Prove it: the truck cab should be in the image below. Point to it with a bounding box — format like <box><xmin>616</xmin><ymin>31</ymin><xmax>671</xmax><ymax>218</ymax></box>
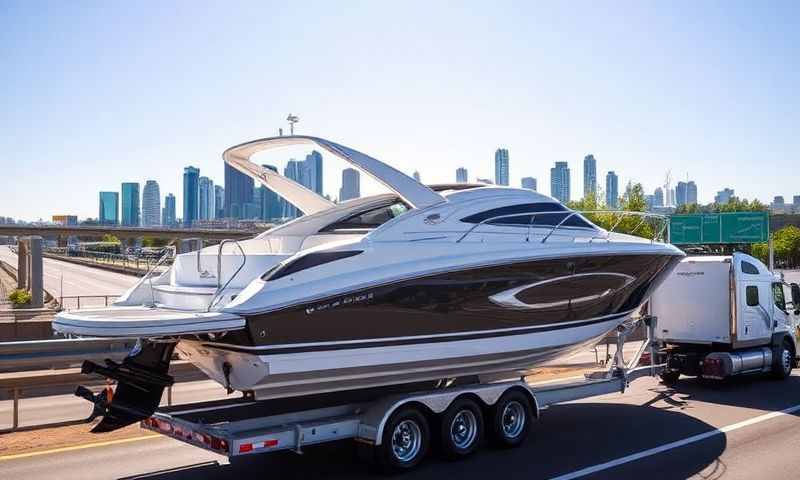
<box><xmin>651</xmin><ymin>253</ymin><xmax>800</xmax><ymax>384</ymax></box>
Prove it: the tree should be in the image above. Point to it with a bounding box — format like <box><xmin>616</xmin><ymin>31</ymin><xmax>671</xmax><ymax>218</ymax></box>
<box><xmin>751</xmin><ymin>226</ymin><xmax>800</xmax><ymax>268</ymax></box>
<box><xmin>101</xmin><ymin>233</ymin><xmax>120</xmax><ymax>244</ymax></box>
<box><xmin>571</xmin><ymin>183</ymin><xmax>661</xmax><ymax>241</ymax></box>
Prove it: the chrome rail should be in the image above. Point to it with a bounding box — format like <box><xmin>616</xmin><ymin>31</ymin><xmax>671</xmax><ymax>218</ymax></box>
<box><xmin>207</xmin><ymin>239</ymin><xmax>247</xmax><ymax>312</ymax></box>
<box><xmin>124</xmin><ymin>246</ymin><xmax>175</xmax><ymax>307</ymax></box>
<box><xmin>456</xmin><ymin>209</ymin><xmax>669</xmax><ymax>244</ymax></box>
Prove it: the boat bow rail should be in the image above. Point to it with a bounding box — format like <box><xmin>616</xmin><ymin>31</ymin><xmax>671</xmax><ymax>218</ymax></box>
<box><xmin>456</xmin><ymin>209</ymin><xmax>669</xmax><ymax>244</ymax></box>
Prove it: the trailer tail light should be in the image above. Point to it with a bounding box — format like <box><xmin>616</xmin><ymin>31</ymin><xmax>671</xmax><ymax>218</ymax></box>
<box><xmin>238</xmin><ymin>439</ymin><xmax>279</xmax><ymax>454</ymax></box>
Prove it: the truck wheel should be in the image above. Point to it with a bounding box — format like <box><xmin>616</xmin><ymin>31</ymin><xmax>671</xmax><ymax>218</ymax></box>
<box><xmin>490</xmin><ymin>390</ymin><xmax>532</xmax><ymax>448</ymax></box>
<box><xmin>440</xmin><ymin>398</ymin><xmax>483</xmax><ymax>460</ymax></box>
<box><xmin>771</xmin><ymin>340</ymin><xmax>794</xmax><ymax>380</ymax></box>
<box><xmin>660</xmin><ymin>370</ymin><xmax>680</xmax><ymax>386</ymax></box>
<box><xmin>376</xmin><ymin>405</ymin><xmax>430</xmax><ymax>473</ymax></box>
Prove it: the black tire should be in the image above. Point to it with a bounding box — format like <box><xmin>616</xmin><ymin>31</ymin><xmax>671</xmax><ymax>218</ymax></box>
<box><xmin>771</xmin><ymin>340</ymin><xmax>794</xmax><ymax>380</ymax></box>
<box><xmin>660</xmin><ymin>370</ymin><xmax>681</xmax><ymax>386</ymax></box>
<box><xmin>376</xmin><ymin>405</ymin><xmax>430</xmax><ymax>473</ymax></box>
<box><xmin>489</xmin><ymin>390</ymin><xmax>533</xmax><ymax>448</ymax></box>
<box><xmin>440</xmin><ymin>398</ymin><xmax>484</xmax><ymax>460</ymax></box>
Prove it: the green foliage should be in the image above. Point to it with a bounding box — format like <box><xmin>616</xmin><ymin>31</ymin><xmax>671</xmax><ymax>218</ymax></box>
<box><xmin>675</xmin><ymin>198</ymin><xmax>769</xmax><ymax>214</ymax></box>
<box><xmin>101</xmin><ymin>234</ymin><xmax>121</xmax><ymax>244</ymax></box>
<box><xmin>141</xmin><ymin>237</ymin><xmax>170</xmax><ymax>248</ymax></box>
<box><xmin>8</xmin><ymin>289</ymin><xmax>32</xmax><ymax>305</ymax></box>
<box><xmin>752</xmin><ymin>225</ymin><xmax>800</xmax><ymax>267</ymax></box>
<box><xmin>570</xmin><ymin>183</ymin><xmax>663</xmax><ymax>241</ymax></box>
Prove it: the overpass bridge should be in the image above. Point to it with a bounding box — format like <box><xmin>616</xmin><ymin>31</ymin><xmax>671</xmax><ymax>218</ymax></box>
<box><xmin>0</xmin><ymin>224</ymin><xmax>261</xmax><ymax>243</ymax></box>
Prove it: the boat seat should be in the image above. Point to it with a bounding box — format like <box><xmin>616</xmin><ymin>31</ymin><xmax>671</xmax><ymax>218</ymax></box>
<box><xmin>54</xmin><ymin>306</ymin><xmax>245</xmax><ymax>337</ymax></box>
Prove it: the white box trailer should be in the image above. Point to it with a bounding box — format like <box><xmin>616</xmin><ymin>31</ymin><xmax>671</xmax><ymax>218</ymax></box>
<box><xmin>651</xmin><ymin>253</ymin><xmax>800</xmax><ymax>383</ymax></box>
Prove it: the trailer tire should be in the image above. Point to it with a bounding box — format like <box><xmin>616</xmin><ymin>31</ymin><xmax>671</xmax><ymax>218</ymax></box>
<box><xmin>489</xmin><ymin>390</ymin><xmax>532</xmax><ymax>448</ymax></box>
<box><xmin>771</xmin><ymin>340</ymin><xmax>793</xmax><ymax>380</ymax></box>
<box><xmin>376</xmin><ymin>405</ymin><xmax>430</xmax><ymax>473</ymax></box>
<box><xmin>440</xmin><ymin>398</ymin><xmax>484</xmax><ymax>460</ymax></box>
<box><xmin>660</xmin><ymin>370</ymin><xmax>680</xmax><ymax>386</ymax></box>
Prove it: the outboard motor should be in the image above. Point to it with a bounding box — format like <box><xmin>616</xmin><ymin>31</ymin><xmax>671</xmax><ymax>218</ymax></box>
<box><xmin>75</xmin><ymin>340</ymin><xmax>176</xmax><ymax>433</ymax></box>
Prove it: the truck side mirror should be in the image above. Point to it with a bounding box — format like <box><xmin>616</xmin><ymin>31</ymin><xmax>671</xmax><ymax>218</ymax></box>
<box><xmin>792</xmin><ymin>283</ymin><xmax>800</xmax><ymax>315</ymax></box>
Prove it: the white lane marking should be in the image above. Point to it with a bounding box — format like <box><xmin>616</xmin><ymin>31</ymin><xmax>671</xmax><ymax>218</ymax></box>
<box><xmin>549</xmin><ymin>403</ymin><xmax>800</xmax><ymax>480</ymax></box>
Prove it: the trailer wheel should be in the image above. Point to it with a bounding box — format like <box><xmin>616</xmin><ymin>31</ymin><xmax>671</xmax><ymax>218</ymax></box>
<box><xmin>490</xmin><ymin>390</ymin><xmax>532</xmax><ymax>448</ymax></box>
<box><xmin>376</xmin><ymin>405</ymin><xmax>430</xmax><ymax>473</ymax></box>
<box><xmin>660</xmin><ymin>370</ymin><xmax>680</xmax><ymax>386</ymax></box>
<box><xmin>771</xmin><ymin>340</ymin><xmax>793</xmax><ymax>380</ymax></box>
<box><xmin>440</xmin><ymin>398</ymin><xmax>483</xmax><ymax>460</ymax></box>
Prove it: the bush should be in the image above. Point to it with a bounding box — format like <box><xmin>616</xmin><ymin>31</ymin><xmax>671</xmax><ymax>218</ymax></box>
<box><xmin>8</xmin><ymin>289</ymin><xmax>32</xmax><ymax>305</ymax></box>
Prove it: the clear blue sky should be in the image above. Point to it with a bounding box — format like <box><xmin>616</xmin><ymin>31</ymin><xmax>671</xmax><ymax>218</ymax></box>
<box><xmin>1</xmin><ymin>1</ymin><xmax>798</xmax><ymax>221</ymax></box>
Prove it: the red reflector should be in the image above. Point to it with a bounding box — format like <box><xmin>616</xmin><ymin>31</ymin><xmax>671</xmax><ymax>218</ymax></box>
<box><xmin>239</xmin><ymin>443</ymin><xmax>253</xmax><ymax>453</ymax></box>
<box><xmin>264</xmin><ymin>439</ymin><xmax>279</xmax><ymax>448</ymax></box>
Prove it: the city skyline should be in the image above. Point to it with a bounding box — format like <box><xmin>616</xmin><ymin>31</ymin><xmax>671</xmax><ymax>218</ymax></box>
<box><xmin>2</xmin><ymin>3</ymin><xmax>798</xmax><ymax>220</ymax></box>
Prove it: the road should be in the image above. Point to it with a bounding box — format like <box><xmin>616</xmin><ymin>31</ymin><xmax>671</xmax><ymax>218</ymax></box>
<box><xmin>0</xmin><ymin>246</ymin><xmax>137</xmax><ymax>306</ymax></box>
<box><xmin>3</xmin><ymin>373</ymin><xmax>800</xmax><ymax>479</ymax></box>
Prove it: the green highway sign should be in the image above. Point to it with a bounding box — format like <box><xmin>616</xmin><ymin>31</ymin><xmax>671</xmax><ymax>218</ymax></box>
<box><xmin>669</xmin><ymin>212</ymin><xmax>769</xmax><ymax>244</ymax></box>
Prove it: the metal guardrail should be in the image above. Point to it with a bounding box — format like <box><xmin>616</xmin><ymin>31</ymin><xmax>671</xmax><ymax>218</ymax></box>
<box><xmin>0</xmin><ymin>339</ymin><xmax>205</xmax><ymax>433</ymax></box>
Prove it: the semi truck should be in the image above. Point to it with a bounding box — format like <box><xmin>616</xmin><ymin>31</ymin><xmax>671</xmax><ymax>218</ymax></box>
<box><xmin>651</xmin><ymin>253</ymin><xmax>800</xmax><ymax>384</ymax></box>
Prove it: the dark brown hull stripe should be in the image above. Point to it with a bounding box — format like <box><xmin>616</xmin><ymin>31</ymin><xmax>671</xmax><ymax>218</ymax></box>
<box><xmin>202</xmin><ymin>311</ymin><xmax>630</xmax><ymax>355</ymax></box>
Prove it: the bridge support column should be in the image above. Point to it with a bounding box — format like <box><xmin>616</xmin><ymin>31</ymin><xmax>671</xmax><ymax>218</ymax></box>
<box><xmin>28</xmin><ymin>236</ymin><xmax>43</xmax><ymax>308</ymax></box>
<box><xmin>16</xmin><ymin>240</ymin><xmax>28</xmax><ymax>290</ymax></box>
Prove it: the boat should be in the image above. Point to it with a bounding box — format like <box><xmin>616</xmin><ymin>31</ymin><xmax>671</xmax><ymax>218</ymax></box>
<box><xmin>53</xmin><ymin>135</ymin><xmax>684</xmax><ymax>432</ymax></box>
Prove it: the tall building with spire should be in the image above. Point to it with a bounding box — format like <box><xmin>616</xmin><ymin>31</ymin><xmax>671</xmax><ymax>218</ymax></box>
<box><xmin>141</xmin><ymin>180</ymin><xmax>161</xmax><ymax>226</ymax></box>
<box><xmin>494</xmin><ymin>148</ymin><xmax>509</xmax><ymax>186</ymax></box>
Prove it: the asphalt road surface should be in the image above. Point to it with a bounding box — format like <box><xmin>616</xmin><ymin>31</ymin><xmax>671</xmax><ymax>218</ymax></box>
<box><xmin>0</xmin><ymin>245</ymin><xmax>137</xmax><ymax>305</ymax></box>
<box><xmin>3</xmin><ymin>373</ymin><xmax>800</xmax><ymax>480</ymax></box>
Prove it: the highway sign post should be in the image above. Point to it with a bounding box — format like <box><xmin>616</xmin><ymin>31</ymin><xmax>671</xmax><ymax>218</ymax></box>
<box><xmin>669</xmin><ymin>212</ymin><xmax>769</xmax><ymax>245</ymax></box>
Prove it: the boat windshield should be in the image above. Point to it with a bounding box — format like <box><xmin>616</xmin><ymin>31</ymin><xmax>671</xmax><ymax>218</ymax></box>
<box><xmin>320</xmin><ymin>201</ymin><xmax>409</xmax><ymax>232</ymax></box>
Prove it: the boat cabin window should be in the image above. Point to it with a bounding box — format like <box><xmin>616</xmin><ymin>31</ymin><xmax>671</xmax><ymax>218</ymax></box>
<box><xmin>741</xmin><ymin>261</ymin><xmax>760</xmax><ymax>275</ymax></box>
<box><xmin>460</xmin><ymin>203</ymin><xmax>594</xmax><ymax>229</ymax></box>
<box><xmin>320</xmin><ymin>202</ymin><xmax>409</xmax><ymax>233</ymax></box>
<box><xmin>773</xmin><ymin>283</ymin><xmax>787</xmax><ymax>311</ymax></box>
<box><xmin>746</xmin><ymin>286</ymin><xmax>759</xmax><ymax>306</ymax></box>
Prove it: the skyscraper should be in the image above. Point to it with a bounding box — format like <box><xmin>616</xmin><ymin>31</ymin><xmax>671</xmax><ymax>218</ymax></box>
<box><xmin>259</xmin><ymin>165</ymin><xmax>283</xmax><ymax>221</ymax></box>
<box><xmin>162</xmin><ymin>193</ymin><xmax>176</xmax><ymax>227</ymax></box>
<box><xmin>494</xmin><ymin>149</ymin><xmax>509</xmax><ymax>186</ymax></box>
<box><xmin>653</xmin><ymin>187</ymin><xmax>664</xmax><ymax>207</ymax></box>
<box><xmin>521</xmin><ymin>177</ymin><xmax>537</xmax><ymax>191</ymax></box>
<box><xmin>550</xmin><ymin>162</ymin><xmax>570</xmax><ymax>204</ymax></box>
<box><xmin>606</xmin><ymin>171</ymin><xmax>619</xmax><ymax>209</ymax></box>
<box><xmin>121</xmin><ymin>182</ymin><xmax>140</xmax><ymax>226</ymax></box>
<box><xmin>183</xmin><ymin>166</ymin><xmax>200</xmax><ymax>227</ymax></box>
<box><xmin>283</xmin><ymin>159</ymin><xmax>304</xmax><ymax>219</ymax></box>
<box><xmin>675</xmin><ymin>181</ymin><xmax>688</xmax><ymax>207</ymax></box>
<box><xmin>583</xmin><ymin>154</ymin><xmax>597</xmax><ymax>199</ymax></box>
<box><xmin>456</xmin><ymin>167</ymin><xmax>468</xmax><ymax>183</ymax></box>
<box><xmin>686</xmin><ymin>181</ymin><xmax>698</xmax><ymax>205</ymax></box>
<box><xmin>413</xmin><ymin>171</ymin><xmax>421</xmax><ymax>183</ymax></box>
<box><xmin>198</xmin><ymin>176</ymin><xmax>215</xmax><ymax>221</ymax></box>
<box><xmin>214</xmin><ymin>185</ymin><xmax>225</xmax><ymax>219</ymax></box>
<box><xmin>141</xmin><ymin>180</ymin><xmax>161</xmax><ymax>226</ymax></box>
<box><xmin>224</xmin><ymin>163</ymin><xmax>255</xmax><ymax>220</ymax></box>
<box><xmin>304</xmin><ymin>150</ymin><xmax>323</xmax><ymax>195</ymax></box>
<box><xmin>339</xmin><ymin>168</ymin><xmax>360</xmax><ymax>201</ymax></box>
<box><xmin>98</xmin><ymin>191</ymin><xmax>119</xmax><ymax>225</ymax></box>
<box><xmin>715</xmin><ymin>188</ymin><xmax>734</xmax><ymax>205</ymax></box>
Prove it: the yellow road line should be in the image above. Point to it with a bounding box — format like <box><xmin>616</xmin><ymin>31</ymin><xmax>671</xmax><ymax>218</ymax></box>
<box><xmin>0</xmin><ymin>434</ymin><xmax>160</xmax><ymax>461</ymax></box>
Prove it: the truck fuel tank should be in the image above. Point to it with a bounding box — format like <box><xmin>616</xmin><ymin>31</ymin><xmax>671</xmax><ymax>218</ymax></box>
<box><xmin>702</xmin><ymin>348</ymin><xmax>772</xmax><ymax>379</ymax></box>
